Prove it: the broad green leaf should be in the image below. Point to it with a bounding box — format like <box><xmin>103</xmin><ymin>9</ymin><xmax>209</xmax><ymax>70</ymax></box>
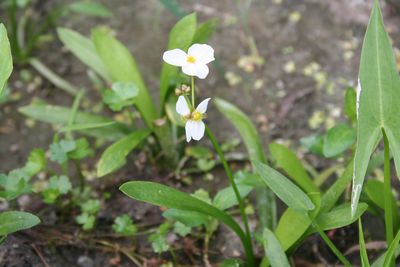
<box><xmin>215</xmin><ymin>98</ymin><xmax>275</xmax><ymax>229</ymax></box>
<box><xmin>344</xmin><ymin>87</ymin><xmax>357</xmax><ymax>122</ymax></box>
<box><xmin>192</xmin><ymin>19</ymin><xmax>218</xmax><ymax>44</ymax></box>
<box><xmin>253</xmin><ymin>161</ymin><xmax>315</xmax><ymax>213</ymax></box>
<box><xmin>383</xmin><ymin>228</ymin><xmax>400</xmax><ymax>266</ymax></box>
<box><xmin>275</xmin><ymin>208</ymin><xmax>311</xmax><ymax>251</ymax></box>
<box><xmin>19</xmin><ymin>102</ymin><xmax>130</xmax><ymax>140</ymax></box>
<box><xmin>359</xmin><ymin>220</ymin><xmax>371</xmax><ymax>267</ymax></box>
<box><xmin>160</xmin><ymin>13</ymin><xmax>197</xmax><ymax>107</ymax></box>
<box><xmin>68</xmin><ymin>1</ymin><xmax>113</xmax><ymax>17</ymax></box>
<box><xmin>0</xmin><ymin>24</ymin><xmax>13</xmax><ymax>95</ymax></box>
<box><xmin>352</xmin><ymin>0</ymin><xmax>400</xmax><ymax>217</ymax></box>
<box><xmin>213</xmin><ymin>184</ymin><xmax>253</xmax><ymax>211</ymax></box>
<box><xmin>308</xmin><ymin>203</ymin><xmax>368</xmax><ymax>233</ymax></box>
<box><xmin>92</xmin><ymin>28</ymin><xmax>157</xmax><ymax>127</ymax></box>
<box><xmin>269</xmin><ymin>143</ymin><xmax>318</xmax><ymax>193</ymax></box>
<box><xmin>323</xmin><ymin>124</ymin><xmax>356</xmax><ymax>158</ymax></box>
<box><xmin>97</xmin><ymin>129</ymin><xmax>150</xmax><ymax>177</ymax></box>
<box><xmin>57</xmin><ymin>28</ymin><xmax>110</xmax><ymax>81</ymax></box>
<box><xmin>262</xmin><ymin>228</ymin><xmax>291</xmax><ymax>267</ymax></box>
<box><xmin>163</xmin><ymin>209</ymin><xmax>209</xmax><ymax>227</ymax></box>
<box><xmin>59</xmin><ymin>122</ymin><xmax>116</xmax><ymax>133</ymax></box>
<box><xmin>120</xmin><ymin>181</ymin><xmax>249</xmax><ymax>249</ymax></box>
<box><xmin>0</xmin><ymin>211</ymin><xmax>40</xmax><ymax>236</ymax></box>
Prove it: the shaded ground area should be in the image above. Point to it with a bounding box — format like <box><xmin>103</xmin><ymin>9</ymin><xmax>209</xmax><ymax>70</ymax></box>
<box><xmin>1</xmin><ymin>0</ymin><xmax>400</xmax><ymax>266</ymax></box>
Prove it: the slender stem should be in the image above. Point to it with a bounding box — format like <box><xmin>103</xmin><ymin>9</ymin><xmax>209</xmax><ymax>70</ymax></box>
<box><xmin>205</xmin><ymin>126</ymin><xmax>254</xmax><ymax>265</ymax></box>
<box><xmin>383</xmin><ymin>129</ymin><xmax>394</xmax><ymax>257</ymax></box>
<box><xmin>191</xmin><ymin>76</ymin><xmax>195</xmax><ymax>108</ymax></box>
<box><xmin>312</xmin><ymin>220</ymin><xmax>351</xmax><ymax>267</ymax></box>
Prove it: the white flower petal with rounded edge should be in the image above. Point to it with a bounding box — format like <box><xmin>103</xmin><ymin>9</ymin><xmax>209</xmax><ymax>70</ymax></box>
<box><xmin>176</xmin><ymin>96</ymin><xmax>190</xmax><ymax>116</ymax></box>
<box><xmin>182</xmin><ymin>63</ymin><xmax>197</xmax><ymax>77</ymax></box>
<box><xmin>194</xmin><ymin>63</ymin><xmax>209</xmax><ymax>79</ymax></box>
<box><xmin>196</xmin><ymin>98</ymin><xmax>211</xmax><ymax>114</ymax></box>
<box><xmin>190</xmin><ymin>120</ymin><xmax>205</xmax><ymax>141</ymax></box>
<box><xmin>163</xmin><ymin>49</ymin><xmax>187</xmax><ymax>67</ymax></box>
<box><xmin>188</xmin><ymin>44</ymin><xmax>215</xmax><ymax>64</ymax></box>
<box><xmin>185</xmin><ymin>121</ymin><xmax>193</xmax><ymax>142</ymax></box>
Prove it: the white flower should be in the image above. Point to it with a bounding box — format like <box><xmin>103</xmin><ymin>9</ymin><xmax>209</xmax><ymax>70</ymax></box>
<box><xmin>163</xmin><ymin>44</ymin><xmax>215</xmax><ymax>79</ymax></box>
<box><xmin>176</xmin><ymin>96</ymin><xmax>211</xmax><ymax>142</ymax></box>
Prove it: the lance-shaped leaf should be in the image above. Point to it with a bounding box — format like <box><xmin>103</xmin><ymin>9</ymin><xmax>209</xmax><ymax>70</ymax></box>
<box><xmin>262</xmin><ymin>228</ymin><xmax>291</xmax><ymax>267</ymax></box>
<box><xmin>359</xmin><ymin>219</ymin><xmax>371</xmax><ymax>267</ymax></box>
<box><xmin>120</xmin><ymin>181</ymin><xmax>250</xmax><ymax>253</ymax></box>
<box><xmin>0</xmin><ymin>23</ymin><xmax>12</xmax><ymax>95</ymax></box>
<box><xmin>352</xmin><ymin>0</ymin><xmax>400</xmax><ymax>217</ymax></box>
<box><xmin>0</xmin><ymin>211</ymin><xmax>40</xmax><ymax>236</ymax></box>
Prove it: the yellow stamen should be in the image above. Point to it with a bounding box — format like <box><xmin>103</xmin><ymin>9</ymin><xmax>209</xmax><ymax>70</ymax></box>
<box><xmin>191</xmin><ymin>111</ymin><xmax>202</xmax><ymax>121</ymax></box>
<box><xmin>187</xmin><ymin>55</ymin><xmax>196</xmax><ymax>64</ymax></box>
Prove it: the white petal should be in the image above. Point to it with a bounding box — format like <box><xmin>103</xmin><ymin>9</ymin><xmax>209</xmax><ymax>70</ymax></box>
<box><xmin>176</xmin><ymin>96</ymin><xmax>190</xmax><ymax>116</ymax></box>
<box><xmin>163</xmin><ymin>49</ymin><xmax>187</xmax><ymax>67</ymax></box>
<box><xmin>185</xmin><ymin>121</ymin><xmax>193</xmax><ymax>142</ymax></box>
<box><xmin>182</xmin><ymin>63</ymin><xmax>197</xmax><ymax>76</ymax></box>
<box><xmin>194</xmin><ymin>63</ymin><xmax>209</xmax><ymax>79</ymax></box>
<box><xmin>190</xmin><ymin>121</ymin><xmax>205</xmax><ymax>141</ymax></box>
<box><xmin>188</xmin><ymin>44</ymin><xmax>215</xmax><ymax>64</ymax></box>
<box><xmin>196</xmin><ymin>98</ymin><xmax>211</xmax><ymax>114</ymax></box>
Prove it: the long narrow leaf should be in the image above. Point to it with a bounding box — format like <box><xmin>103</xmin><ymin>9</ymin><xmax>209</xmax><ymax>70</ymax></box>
<box><xmin>0</xmin><ymin>23</ymin><xmax>13</xmax><ymax>95</ymax></box>
<box><xmin>359</xmin><ymin>219</ymin><xmax>371</xmax><ymax>267</ymax></box>
<box><xmin>263</xmin><ymin>228</ymin><xmax>291</xmax><ymax>267</ymax></box>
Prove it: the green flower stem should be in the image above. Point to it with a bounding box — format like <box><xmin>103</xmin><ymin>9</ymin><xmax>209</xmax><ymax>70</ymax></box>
<box><xmin>191</xmin><ymin>76</ymin><xmax>195</xmax><ymax>108</ymax></box>
<box><xmin>312</xmin><ymin>221</ymin><xmax>351</xmax><ymax>267</ymax></box>
<box><xmin>205</xmin><ymin>126</ymin><xmax>255</xmax><ymax>266</ymax></box>
<box><xmin>383</xmin><ymin>129</ymin><xmax>394</xmax><ymax>265</ymax></box>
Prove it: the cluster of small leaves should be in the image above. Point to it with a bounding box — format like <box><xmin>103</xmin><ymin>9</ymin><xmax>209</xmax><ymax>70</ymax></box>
<box><xmin>76</xmin><ymin>199</ymin><xmax>101</xmax><ymax>230</ymax></box>
<box><xmin>148</xmin><ymin>222</ymin><xmax>172</xmax><ymax>253</ymax></box>
<box><xmin>42</xmin><ymin>175</ymin><xmax>72</xmax><ymax>204</ymax></box>
<box><xmin>102</xmin><ymin>82</ymin><xmax>138</xmax><ymax>111</ymax></box>
<box><xmin>112</xmin><ymin>214</ymin><xmax>137</xmax><ymax>236</ymax></box>
<box><xmin>50</xmin><ymin>138</ymin><xmax>93</xmax><ymax>164</ymax></box>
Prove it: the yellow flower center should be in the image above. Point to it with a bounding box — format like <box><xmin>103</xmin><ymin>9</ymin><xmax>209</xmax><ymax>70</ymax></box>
<box><xmin>191</xmin><ymin>111</ymin><xmax>202</xmax><ymax>121</ymax></box>
<box><xmin>187</xmin><ymin>55</ymin><xmax>196</xmax><ymax>64</ymax></box>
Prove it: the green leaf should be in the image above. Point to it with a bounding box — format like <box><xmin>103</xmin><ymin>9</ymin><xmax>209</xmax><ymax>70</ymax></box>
<box><xmin>57</xmin><ymin>28</ymin><xmax>110</xmax><ymax>80</ymax></box>
<box><xmin>23</xmin><ymin>148</ymin><xmax>46</xmax><ymax>176</ymax></box>
<box><xmin>102</xmin><ymin>81</ymin><xmax>138</xmax><ymax>111</ymax></box>
<box><xmin>160</xmin><ymin>13</ymin><xmax>197</xmax><ymax>107</ymax></box>
<box><xmin>19</xmin><ymin>102</ymin><xmax>130</xmax><ymax>141</ymax></box>
<box><xmin>192</xmin><ymin>19</ymin><xmax>218</xmax><ymax>44</ymax></box>
<box><xmin>262</xmin><ymin>228</ymin><xmax>291</xmax><ymax>267</ymax></box>
<box><xmin>215</xmin><ymin>98</ymin><xmax>275</xmax><ymax>229</ymax></box>
<box><xmin>81</xmin><ymin>199</ymin><xmax>101</xmax><ymax>214</ymax></box>
<box><xmin>42</xmin><ymin>175</ymin><xmax>72</xmax><ymax>203</ymax></box>
<box><xmin>92</xmin><ymin>27</ymin><xmax>157</xmax><ymax>128</ymax></box>
<box><xmin>323</xmin><ymin>124</ymin><xmax>356</xmax><ymax>158</ymax></box>
<box><xmin>0</xmin><ymin>24</ymin><xmax>13</xmax><ymax>96</ymax></box>
<box><xmin>173</xmin><ymin>221</ymin><xmax>191</xmax><ymax>237</ymax></box>
<box><xmin>269</xmin><ymin>143</ymin><xmax>318</xmax><ymax>193</ymax></box>
<box><xmin>344</xmin><ymin>87</ymin><xmax>357</xmax><ymax>122</ymax></box>
<box><xmin>359</xmin><ymin>219</ymin><xmax>371</xmax><ymax>267</ymax></box>
<box><xmin>112</xmin><ymin>214</ymin><xmax>137</xmax><ymax>236</ymax></box>
<box><xmin>300</xmin><ymin>134</ymin><xmax>324</xmax><ymax>156</ymax></box>
<box><xmin>120</xmin><ymin>181</ymin><xmax>249</xmax><ymax>247</ymax></box>
<box><xmin>68</xmin><ymin>1</ymin><xmax>113</xmax><ymax>17</ymax></box>
<box><xmin>163</xmin><ymin>209</ymin><xmax>209</xmax><ymax>227</ymax></box>
<box><xmin>97</xmin><ymin>129</ymin><xmax>151</xmax><ymax>177</ymax></box>
<box><xmin>383</xmin><ymin>227</ymin><xmax>400</xmax><ymax>266</ymax></box>
<box><xmin>59</xmin><ymin>122</ymin><xmax>116</xmax><ymax>133</ymax></box>
<box><xmin>185</xmin><ymin>146</ymin><xmax>213</xmax><ymax>159</ymax></box>
<box><xmin>76</xmin><ymin>213</ymin><xmax>96</xmax><ymax>230</ymax></box>
<box><xmin>309</xmin><ymin>203</ymin><xmax>368</xmax><ymax>233</ymax></box>
<box><xmin>0</xmin><ymin>170</ymin><xmax>31</xmax><ymax>200</ymax></box>
<box><xmin>352</xmin><ymin>0</ymin><xmax>400</xmax><ymax>217</ymax></box>
<box><xmin>0</xmin><ymin>211</ymin><xmax>40</xmax><ymax>236</ymax></box>
<box><xmin>50</xmin><ymin>139</ymin><xmax>76</xmax><ymax>164</ymax></box>
<box><xmin>253</xmin><ymin>161</ymin><xmax>315</xmax><ymax>213</ymax></box>
<box><xmin>68</xmin><ymin>138</ymin><xmax>94</xmax><ymax>160</ymax></box>
<box><xmin>213</xmin><ymin>184</ymin><xmax>253</xmax><ymax>211</ymax></box>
